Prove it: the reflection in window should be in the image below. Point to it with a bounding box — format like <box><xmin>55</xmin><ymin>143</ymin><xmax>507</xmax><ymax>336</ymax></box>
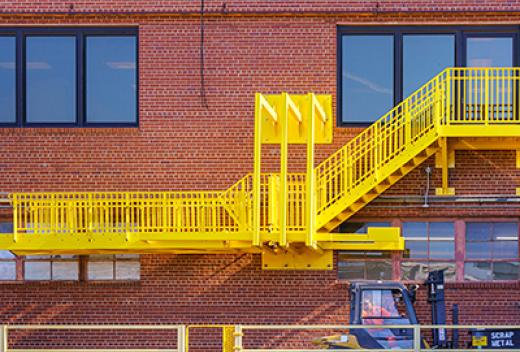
<box><xmin>465</xmin><ymin>222</ymin><xmax>518</xmax><ymax>259</ymax></box>
<box><xmin>86</xmin><ymin>36</ymin><xmax>137</xmax><ymax>124</ymax></box>
<box><xmin>26</xmin><ymin>36</ymin><xmax>76</xmax><ymax>123</ymax></box>
<box><xmin>24</xmin><ymin>255</ymin><xmax>79</xmax><ymax>281</ymax></box>
<box><xmin>403</xmin><ymin>35</ymin><xmax>454</xmax><ymax>98</ymax></box>
<box><xmin>464</xmin><ymin>262</ymin><xmax>519</xmax><ymax>281</ymax></box>
<box><xmin>87</xmin><ymin>254</ymin><xmax>140</xmax><ymax>280</ymax></box>
<box><xmin>403</xmin><ymin>222</ymin><xmax>455</xmax><ymax>260</ymax></box>
<box><xmin>342</xmin><ymin>35</ymin><xmax>394</xmax><ymax>123</ymax></box>
<box><xmin>0</xmin><ymin>251</ymin><xmax>16</xmax><ymax>280</ymax></box>
<box><xmin>464</xmin><ymin>222</ymin><xmax>519</xmax><ymax>281</ymax></box>
<box><xmin>401</xmin><ymin>262</ymin><xmax>456</xmax><ymax>282</ymax></box>
<box><xmin>338</xmin><ymin>252</ymin><xmax>392</xmax><ymax>281</ymax></box>
<box><xmin>466</xmin><ymin>37</ymin><xmax>513</xmax><ymax>67</ymax></box>
<box><xmin>0</xmin><ymin>37</ymin><xmax>16</xmax><ymax>123</ymax></box>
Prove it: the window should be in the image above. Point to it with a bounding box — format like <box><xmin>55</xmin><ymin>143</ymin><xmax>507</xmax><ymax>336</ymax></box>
<box><xmin>87</xmin><ymin>254</ymin><xmax>140</xmax><ymax>281</ymax></box>
<box><xmin>401</xmin><ymin>222</ymin><xmax>456</xmax><ymax>282</ymax></box>
<box><xmin>464</xmin><ymin>222</ymin><xmax>519</xmax><ymax>281</ymax></box>
<box><xmin>0</xmin><ymin>36</ymin><xmax>16</xmax><ymax>123</ymax></box>
<box><xmin>341</xmin><ymin>35</ymin><xmax>394</xmax><ymax>123</ymax></box>
<box><xmin>24</xmin><ymin>255</ymin><xmax>79</xmax><ymax>281</ymax></box>
<box><xmin>338</xmin><ymin>222</ymin><xmax>393</xmax><ymax>280</ymax></box>
<box><xmin>0</xmin><ymin>28</ymin><xmax>137</xmax><ymax>127</ymax></box>
<box><xmin>402</xmin><ymin>34</ymin><xmax>454</xmax><ymax>98</ymax></box>
<box><xmin>338</xmin><ymin>219</ymin><xmax>519</xmax><ymax>283</ymax></box>
<box><xmin>86</xmin><ymin>36</ymin><xmax>137</xmax><ymax>124</ymax></box>
<box><xmin>338</xmin><ymin>26</ymin><xmax>518</xmax><ymax>125</ymax></box>
<box><xmin>26</xmin><ymin>36</ymin><xmax>76</xmax><ymax>123</ymax></box>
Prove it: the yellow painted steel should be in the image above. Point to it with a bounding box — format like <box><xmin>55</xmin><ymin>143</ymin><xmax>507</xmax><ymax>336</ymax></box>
<box><xmin>0</xmin><ymin>68</ymin><xmax>519</xmax><ymax>261</ymax></box>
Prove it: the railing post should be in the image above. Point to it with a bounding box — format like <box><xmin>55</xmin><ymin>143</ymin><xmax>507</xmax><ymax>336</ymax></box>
<box><xmin>177</xmin><ymin>325</ymin><xmax>186</xmax><ymax>352</ymax></box>
<box><xmin>279</xmin><ymin>93</ymin><xmax>289</xmax><ymax>247</ymax></box>
<box><xmin>484</xmin><ymin>68</ymin><xmax>490</xmax><ymax>125</ymax></box>
<box><xmin>11</xmin><ymin>196</ymin><xmax>17</xmax><ymax>243</ymax></box>
<box><xmin>413</xmin><ymin>324</ymin><xmax>421</xmax><ymax>352</ymax></box>
<box><xmin>306</xmin><ymin>93</ymin><xmax>316</xmax><ymax>248</ymax></box>
<box><xmin>233</xmin><ymin>325</ymin><xmax>243</xmax><ymax>352</ymax></box>
<box><xmin>405</xmin><ymin>100</ymin><xmax>412</xmax><ymax>147</ymax></box>
<box><xmin>253</xmin><ymin>93</ymin><xmax>262</xmax><ymax>247</ymax></box>
<box><xmin>0</xmin><ymin>325</ymin><xmax>7</xmax><ymax>352</ymax></box>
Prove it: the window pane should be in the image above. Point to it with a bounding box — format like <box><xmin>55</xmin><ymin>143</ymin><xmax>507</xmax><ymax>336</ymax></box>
<box><xmin>403</xmin><ymin>35</ymin><xmax>454</xmax><ymax>97</ymax></box>
<box><xmin>0</xmin><ymin>262</ymin><xmax>16</xmax><ymax>280</ymax></box>
<box><xmin>401</xmin><ymin>262</ymin><xmax>429</xmax><ymax>281</ymax></box>
<box><xmin>492</xmin><ymin>222</ymin><xmax>518</xmax><ymax>240</ymax></box>
<box><xmin>86</xmin><ymin>36</ymin><xmax>136</xmax><ymax>124</ymax></box>
<box><xmin>342</xmin><ymin>35</ymin><xmax>393</xmax><ymax>123</ymax></box>
<box><xmin>88</xmin><ymin>261</ymin><xmax>114</xmax><ymax>280</ymax></box>
<box><xmin>492</xmin><ymin>262</ymin><xmax>519</xmax><ymax>280</ymax></box>
<box><xmin>402</xmin><ymin>222</ymin><xmax>428</xmax><ymax>238</ymax></box>
<box><xmin>464</xmin><ymin>262</ymin><xmax>492</xmax><ymax>281</ymax></box>
<box><xmin>52</xmin><ymin>261</ymin><xmax>78</xmax><ymax>280</ymax></box>
<box><xmin>492</xmin><ymin>241</ymin><xmax>518</xmax><ymax>259</ymax></box>
<box><xmin>404</xmin><ymin>241</ymin><xmax>428</xmax><ymax>259</ymax></box>
<box><xmin>0</xmin><ymin>37</ymin><xmax>16</xmax><ymax>123</ymax></box>
<box><xmin>0</xmin><ymin>251</ymin><xmax>14</xmax><ymax>259</ymax></box>
<box><xmin>428</xmin><ymin>263</ymin><xmax>456</xmax><ymax>282</ymax></box>
<box><xmin>467</xmin><ymin>37</ymin><xmax>513</xmax><ymax>67</ymax></box>
<box><xmin>466</xmin><ymin>242</ymin><xmax>492</xmax><ymax>259</ymax></box>
<box><xmin>338</xmin><ymin>261</ymin><xmax>365</xmax><ymax>280</ymax></box>
<box><xmin>115</xmin><ymin>261</ymin><xmax>140</xmax><ymax>280</ymax></box>
<box><xmin>26</xmin><ymin>36</ymin><xmax>76</xmax><ymax>123</ymax></box>
<box><xmin>429</xmin><ymin>222</ymin><xmax>455</xmax><ymax>239</ymax></box>
<box><xmin>366</xmin><ymin>261</ymin><xmax>392</xmax><ymax>280</ymax></box>
<box><xmin>25</xmin><ymin>261</ymin><xmax>51</xmax><ymax>280</ymax></box>
<box><xmin>402</xmin><ymin>262</ymin><xmax>455</xmax><ymax>281</ymax></box>
<box><xmin>429</xmin><ymin>241</ymin><xmax>455</xmax><ymax>260</ymax></box>
<box><xmin>466</xmin><ymin>222</ymin><xmax>492</xmax><ymax>241</ymax></box>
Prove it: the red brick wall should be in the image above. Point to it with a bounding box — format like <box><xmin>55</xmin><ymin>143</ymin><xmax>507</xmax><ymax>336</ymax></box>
<box><xmin>0</xmin><ymin>2</ymin><xmax>518</xmax><ymax>349</ymax></box>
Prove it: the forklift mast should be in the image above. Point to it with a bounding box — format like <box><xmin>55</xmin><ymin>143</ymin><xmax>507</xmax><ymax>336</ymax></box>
<box><xmin>426</xmin><ymin>270</ymin><xmax>449</xmax><ymax>348</ymax></box>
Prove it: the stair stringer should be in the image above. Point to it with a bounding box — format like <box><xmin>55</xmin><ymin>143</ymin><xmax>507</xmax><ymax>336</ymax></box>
<box><xmin>316</xmin><ymin>130</ymin><xmax>440</xmax><ymax>232</ymax></box>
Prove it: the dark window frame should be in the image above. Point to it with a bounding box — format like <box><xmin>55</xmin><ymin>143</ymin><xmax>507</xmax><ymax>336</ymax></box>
<box><xmin>0</xmin><ymin>27</ymin><xmax>138</xmax><ymax>128</ymax></box>
<box><xmin>337</xmin><ymin>25</ymin><xmax>520</xmax><ymax>126</ymax></box>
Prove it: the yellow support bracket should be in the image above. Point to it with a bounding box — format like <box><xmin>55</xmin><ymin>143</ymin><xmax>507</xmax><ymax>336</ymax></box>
<box><xmin>261</xmin><ymin>246</ymin><xmax>333</xmax><ymax>270</ymax></box>
<box><xmin>260</xmin><ymin>94</ymin><xmax>333</xmax><ymax>144</ymax></box>
<box><xmin>435</xmin><ymin>137</ymin><xmax>456</xmax><ymax>196</ymax></box>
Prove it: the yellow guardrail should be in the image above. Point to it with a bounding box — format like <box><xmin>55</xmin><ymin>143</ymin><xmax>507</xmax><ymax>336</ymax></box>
<box><xmin>2</xmin><ymin>323</ymin><xmax>519</xmax><ymax>352</ymax></box>
<box><xmin>2</xmin><ymin>67</ymin><xmax>520</xmax><ymax>254</ymax></box>
<box><xmin>0</xmin><ymin>324</ymin><xmax>186</xmax><ymax>352</ymax></box>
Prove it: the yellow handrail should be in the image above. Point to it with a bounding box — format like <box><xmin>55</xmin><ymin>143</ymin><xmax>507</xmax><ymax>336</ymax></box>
<box><xmin>3</xmin><ymin>67</ymin><xmax>520</xmax><ymax>253</ymax></box>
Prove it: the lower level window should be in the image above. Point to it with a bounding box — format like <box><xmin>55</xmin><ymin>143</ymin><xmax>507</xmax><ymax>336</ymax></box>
<box><xmin>87</xmin><ymin>254</ymin><xmax>140</xmax><ymax>281</ymax></box>
<box><xmin>338</xmin><ymin>219</ymin><xmax>519</xmax><ymax>282</ymax></box>
<box><xmin>24</xmin><ymin>255</ymin><xmax>79</xmax><ymax>281</ymax></box>
<box><xmin>338</xmin><ymin>251</ymin><xmax>392</xmax><ymax>280</ymax></box>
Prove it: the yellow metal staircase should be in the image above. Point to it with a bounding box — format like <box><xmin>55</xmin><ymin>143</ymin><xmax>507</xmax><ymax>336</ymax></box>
<box><xmin>1</xmin><ymin>68</ymin><xmax>520</xmax><ymax>268</ymax></box>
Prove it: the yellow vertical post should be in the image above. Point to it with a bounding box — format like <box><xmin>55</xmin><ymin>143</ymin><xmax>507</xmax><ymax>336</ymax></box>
<box><xmin>125</xmin><ymin>193</ymin><xmax>131</xmax><ymax>240</ymax></box>
<box><xmin>12</xmin><ymin>196</ymin><xmax>17</xmax><ymax>243</ymax></box>
<box><xmin>404</xmin><ymin>100</ymin><xmax>412</xmax><ymax>146</ymax></box>
<box><xmin>306</xmin><ymin>93</ymin><xmax>316</xmax><ymax>248</ymax></box>
<box><xmin>279</xmin><ymin>93</ymin><xmax>289</xmax><ymax>247</ymax></box>
<box><xmin>253</xmin><ymin>93</ymin><xmax>262</xmax><ymax>247</ymax></box>
<box><xmin>445</xmin><ymin>69</ymin><xmax>451</xmax><ymax>127</ymax></box>
<box><xmin>0</xmin><ymin>325</ymin><xmax>7</xmax><ymax>352</ymax></box>
<box><xmin>484</xmin><ymin>69</ymin><xmax>489</xmax><ymax>125</ymax></box>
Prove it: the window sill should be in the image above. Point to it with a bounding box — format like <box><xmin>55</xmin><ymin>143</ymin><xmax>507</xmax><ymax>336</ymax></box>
<box><xmin>0</xmin><ymin>126</ymin><xmax>141</xmax><ymax>136</ymax></box>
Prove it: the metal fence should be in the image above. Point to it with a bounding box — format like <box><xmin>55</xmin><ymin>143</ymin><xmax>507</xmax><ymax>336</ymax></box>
<box><xmin>0</xmin><ymin>323</ymin><xmax>519</xmax><ymax>352</ymax></box>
